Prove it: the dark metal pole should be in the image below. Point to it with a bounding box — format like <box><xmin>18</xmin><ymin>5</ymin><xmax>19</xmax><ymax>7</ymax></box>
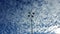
<box><xmin>31</xmin><ymin>19</ymin><xmax>33</xmax><ymax>34</ymax></box>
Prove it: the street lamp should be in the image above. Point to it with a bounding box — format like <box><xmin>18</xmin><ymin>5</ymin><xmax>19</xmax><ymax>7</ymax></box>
<box><xmin>28</xmin><ymin>12</ymin><xmax>35</xmax><ymax>34</ymax></box>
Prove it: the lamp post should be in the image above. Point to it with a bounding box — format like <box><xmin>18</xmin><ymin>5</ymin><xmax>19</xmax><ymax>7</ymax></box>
<box><xmin>28</xmin><ymin>12</ymin><xmax>35</xmax><ymax>34</ymax></box>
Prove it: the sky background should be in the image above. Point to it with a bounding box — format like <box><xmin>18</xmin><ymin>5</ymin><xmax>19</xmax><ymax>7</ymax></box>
<box><xmin>0</xmin><ymin>0</ymin><xmax>60</xmax><ymax>34</ymax></box>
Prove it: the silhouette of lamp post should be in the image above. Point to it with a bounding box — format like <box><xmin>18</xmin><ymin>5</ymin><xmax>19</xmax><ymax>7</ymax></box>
<box><xmin>28</xmin><ymin>12</ymin><xmax>35</xmax><ymax>34</ymax></box>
